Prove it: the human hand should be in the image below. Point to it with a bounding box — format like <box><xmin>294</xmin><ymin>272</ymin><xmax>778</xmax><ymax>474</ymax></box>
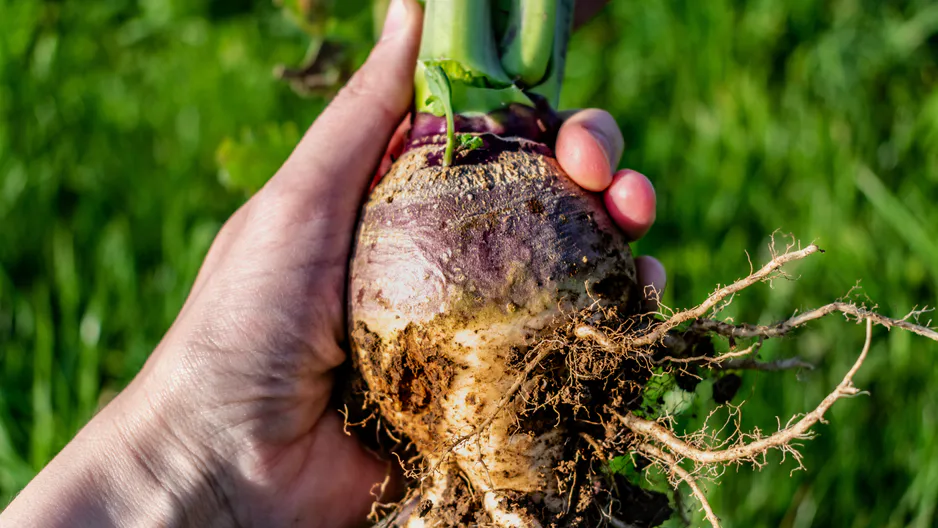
<box><xmin>1</xmin><ymin>1</ymin><xmax>662</xmax><ymax>527</ymax></box>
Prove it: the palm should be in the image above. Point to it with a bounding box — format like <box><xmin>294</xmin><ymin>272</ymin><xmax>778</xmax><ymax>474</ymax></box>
<box><xmin>250</xmin><ymin>412</ymin><xmax>386</xmax><ymax>526</ymax></box>
<box><xmin>163</xmin><ymin>205</ymin><xmax>387</xmax><ymax>525</ymax></box>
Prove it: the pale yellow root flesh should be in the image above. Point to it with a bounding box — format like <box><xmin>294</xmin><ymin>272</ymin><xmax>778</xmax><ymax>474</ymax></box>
<box><xmin>484</xmin><ymin>491</ymin><xmax>544</xmax><ymax>528</ymax></box>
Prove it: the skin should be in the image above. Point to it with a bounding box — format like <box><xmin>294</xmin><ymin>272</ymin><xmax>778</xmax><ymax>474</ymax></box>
<box><xmin>0</xmin><ymin>0</ymin><xmax>663</xmax><ymax>526</ymax></box>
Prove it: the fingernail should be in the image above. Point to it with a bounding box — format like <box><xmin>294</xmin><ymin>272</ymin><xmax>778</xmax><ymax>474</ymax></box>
<box><xmin>381</xmin><ymin>0</ymin><xmax>408</xmax><ymax>41</ymax></box>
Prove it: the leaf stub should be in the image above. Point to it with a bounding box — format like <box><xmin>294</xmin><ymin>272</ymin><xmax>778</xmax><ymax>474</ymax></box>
<box><xmin>457</xmin><ymin>134</ymin><xmax>484</xmax><ymax>152</ymax></box>
<box><xmin>424</xmin><ymin>59</ymin><xmax>514</xmax><ymax>90</ymax></box>
<box><xmin>423</xmin><ymin>63</ymin><xmax>456</xmax><ymax>166</ymax></box>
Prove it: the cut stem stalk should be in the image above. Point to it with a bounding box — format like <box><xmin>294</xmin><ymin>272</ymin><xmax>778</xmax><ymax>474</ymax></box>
<box><xmin>498</xmin><ymin>0</ymin><xmax>557</xmax><ymax>87</ymax></box>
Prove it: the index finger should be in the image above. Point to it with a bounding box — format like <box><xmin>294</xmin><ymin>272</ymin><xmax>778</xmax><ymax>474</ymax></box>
<box><xmin>555</xmin><ymin>109</ymin><xmax>624</xmax><ymax>192</ymax></box>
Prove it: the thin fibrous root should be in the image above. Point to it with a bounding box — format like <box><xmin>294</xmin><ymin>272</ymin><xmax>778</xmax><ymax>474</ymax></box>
<box><xmin>637</xmin><ymin>443</ymin><xmax>721</xmax><ymax>528</ymax></box>
<box><xmin>714</xmin><ymin>356</ymin><xmax>813</xmax><ymax>371</ymax></box>
<box><xmin>619</xmin><ymin>319</ymin><xmax>873</xmax><ymax>466</ymax></box>
<box><xmin>691</xmin><ymin>302</ymin><xmax>938</xmax><ymax>341</ymax></box>
<box><xmin>630</xmin><ymin>244</ymin><xmax>823</xmax><ymax>347</ymax></box>
<box><xmin>576</xmin><ymin>239</ymin><xmax>936</xmax><ymax>372</ymax></box>
<box><xmin>574</xmin><ymin>323</ymin><xmax>624</xmax><ymax>353</ymax></box>
<box><xmin>622</xmin><ymin>319</ymin><xmax>878</xmax><ymax>526</ymax></box>
<box><xmin>654</xmin><ymin>341</ymin><xmax>763</xmax><ymax>367</ymax></box>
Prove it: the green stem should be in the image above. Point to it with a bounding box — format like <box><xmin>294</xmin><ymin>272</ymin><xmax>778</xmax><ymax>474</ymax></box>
<box><xmin>414</xmin><ymin>0</ymin><xmax>574</xmax><ymax>114</ymax></box>
<box><xmin>498</xmin><ymin>0</ymin><xmax>557</xmax><ymax>87</ymax></box>
<box><xmin>527</xmin><ymin>0</ymin><xmax>574</xmax><ymax>107</ymax></box>
<box><xmin>417</xmin><ymin>0</ymin><xmax>510</xmax><ymax>92</ymax></box>
<box><xmin>412</xmin><ymin>0</ymin><xmax>574</xmax><ymax>159</ymax></box>
<box><xmin>423</xmin><ymin>64</ymin><xmax>458</xmax><ymax>165</ymax></box>
<box><xmin>415</xmin><ymin>0</ymin><xmax>530</xmax><ymax>116</ymax></box>
<box><xmin>443</xmin><ymin>105</ymin><xmax>456</xmax><ymax>165</ymax></box>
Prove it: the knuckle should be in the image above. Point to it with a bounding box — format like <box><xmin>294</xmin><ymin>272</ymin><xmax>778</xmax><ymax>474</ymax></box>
<box><xmin>336</xmin><ymin>68</ymin><xmax>396</xmax><ymax>120</ymax></box>
<box><xmin>332</xmin><ymin>53</ymin><xmax>405</xmax><ymax>124</ymax></box>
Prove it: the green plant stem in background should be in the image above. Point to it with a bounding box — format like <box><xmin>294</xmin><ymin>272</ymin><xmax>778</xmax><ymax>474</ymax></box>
<box><xmin>373</xmin><ymin>0</ymin><xmax>391</xmax><ymax>39</ymax></box>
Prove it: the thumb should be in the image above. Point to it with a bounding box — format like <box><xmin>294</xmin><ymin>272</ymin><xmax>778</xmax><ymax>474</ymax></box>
<box><xmin>267</xmin><ymin>0</ymin><xmax>422</xmax><ymax>221</ymax></box>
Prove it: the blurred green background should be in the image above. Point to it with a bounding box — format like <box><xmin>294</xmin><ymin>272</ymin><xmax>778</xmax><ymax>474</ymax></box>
<box><xmin>2</xmin><ymin>0</ymin><xmax>938</xmax><ymax>526</ymax></box>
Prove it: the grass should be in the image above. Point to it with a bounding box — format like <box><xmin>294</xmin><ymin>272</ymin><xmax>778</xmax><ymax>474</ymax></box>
<box><xmin>2</xmin><ymin>0</ymin><xmax>937</xmax><ymax>526</ymax></box>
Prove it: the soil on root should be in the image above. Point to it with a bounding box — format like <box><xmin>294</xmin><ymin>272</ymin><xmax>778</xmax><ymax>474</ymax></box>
<box><xmin>423</xmin><ymin>477</ymin><xmax>487</xmax><ymax>527</ymax></box>
<box><xmin>345</xmin><ymin>307</ymin><xmax>681</xmax><ymax>527</ymax></box>
<box><xmin>404</xmin><ymin>466</ymin><xmax>672</xmax><ymax>528</ymax></box>
<box><xmin>350</xmin><ymin>320</ymin><xmax>459</xmax><ymax>450</ymax></box>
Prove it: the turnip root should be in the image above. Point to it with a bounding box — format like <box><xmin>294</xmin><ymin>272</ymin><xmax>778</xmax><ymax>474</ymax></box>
<box><xmin>350</xmin><ymin>135</ymin><xmax>637</xmax><ymax>526</ymax></box>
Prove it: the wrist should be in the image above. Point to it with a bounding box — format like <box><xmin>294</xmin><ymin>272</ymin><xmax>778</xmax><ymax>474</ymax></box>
<box><xmin>103</xmin><ymin>394</ymin><xmax>240</xmax><ymax>527</ymax></box>
<box><xmin>97</xmin><ymin>377</ymin><xmax>247</xmax><ymax>527</ymax></box>
<box><xmin>1</xmin><ymin>383</ymin><xmax>238</xmax><ymax>527</ymax></box>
